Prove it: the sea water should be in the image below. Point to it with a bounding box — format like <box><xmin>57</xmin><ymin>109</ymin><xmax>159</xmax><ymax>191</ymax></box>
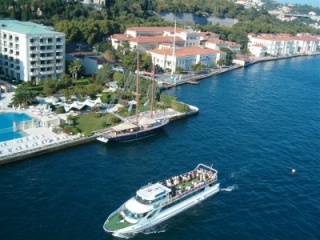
<box><xmin>0</xmin><ymin>55</ymin><xmax>319</xmax><ymax>240</ymax></box>
<box><xmin>0</xmin><ymin>112</ymin><xmax>31</xmax><ymax>141</ymax></box>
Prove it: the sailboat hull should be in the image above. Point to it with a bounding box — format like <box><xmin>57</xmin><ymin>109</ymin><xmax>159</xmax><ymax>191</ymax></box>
<box><xmin>107</xmin><ymin>122</ymin><xmax>167</xmax><ymax>143</ymax></box>
<box><xmin>97</xmin><ymin>118</ymin><xmax>169</xmax><ymax>143</ymax></box>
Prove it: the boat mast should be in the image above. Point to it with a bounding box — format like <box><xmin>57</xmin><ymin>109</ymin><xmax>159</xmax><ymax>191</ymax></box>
<box><xmin>171</xmin><ymin>19</ymin><xmax>176</xmax><ymax>77</ymax></box>
<box><xmin>151</xmin><ymin>58</ymin><xmax>155</xmax><ymax>119</ymax></box>
<box><xmin>135</xmin><ymin>50</ymin><xmax>140</xmax><ymax>125</ymax></box>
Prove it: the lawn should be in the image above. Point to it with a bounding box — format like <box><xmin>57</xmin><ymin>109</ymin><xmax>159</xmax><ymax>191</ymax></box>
<box><xmin>75</xmin><ymin>112</ymin><xmax>117</xmax><ymax>132</ymax></box>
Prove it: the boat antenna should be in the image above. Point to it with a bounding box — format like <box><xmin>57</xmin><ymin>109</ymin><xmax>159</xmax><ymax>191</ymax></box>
<box><xmin>151</xmin><ymin>57</ymin><xmax>155</xmax><ymax>119</ymax></box>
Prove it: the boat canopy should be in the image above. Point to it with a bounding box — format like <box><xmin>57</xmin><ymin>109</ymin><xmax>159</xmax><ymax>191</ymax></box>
<box><xmin>125</xmin><ymin>198</ymin><xmax>153</xmax><ymax>214</ymax></box>
<box><xmin>112</xmin><ymin>122</ymin><xmax>138</xmax><ymax>132</ymax></box>
<box><xmin>139</xmin><ymin>117</ymin><xmax>156</xmax><ymax>125</ymax></box>
<box><xmin>137</xmin><ymin>183</ymin><xmax>171</xmax><ymax>201</ymax></box>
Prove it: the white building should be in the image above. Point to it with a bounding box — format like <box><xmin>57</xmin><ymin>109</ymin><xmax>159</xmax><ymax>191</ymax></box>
<box><xmin>148</xmin><ymin>46</ymin><xmax>226</xmax><ymax>72</ymax></box>
<box><xmin>0</xmin><ymin>20</ymin><xmax>65</xmax><ymax>82</ymax></box>
<box><xmin>111</xmin><ymin>27</ymin><xmax>221</xmax><ymax>51</ymax></box>
<box><xmin>205</xmin><ymin>39</ymin><xmax>241</xmax><ymax>53</ymax></box>
<box><xmin>248</xmin><ymin>33</ymin><xmax>319</xmax><ymax>56</ymax></box>
<box><xmin>248</xmin><ymin>45</ymin><xmax>268</xmax><ymax>57</ymax></box>
<box><xmin>66</xmin><ymin>52</ymin><xmax>109</xmax><ymax>75</ymax></box>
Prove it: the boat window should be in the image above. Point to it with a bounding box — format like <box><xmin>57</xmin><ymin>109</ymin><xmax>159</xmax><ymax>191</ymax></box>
<box><xmin>123</xmin><ymin>208</ymin><xmax>143</xmax><ymax>220</ymax></box>
<box><xmin>135</xmin><ymin>195</ymin><xmax>152</xmax><ymax>205</ymax></box>
<box><xmin>135</xmin><ymin>194</ymin><xmax>166</xmax><ymax>205</ymax></box>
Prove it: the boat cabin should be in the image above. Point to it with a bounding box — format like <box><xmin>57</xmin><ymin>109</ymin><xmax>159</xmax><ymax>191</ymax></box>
<box><xmin>136</xmin><ymin>183</ymin><xmax>171</xmax><ymax>205</ymax></box>
<box><xmin>121</xmin><ymin>183</ymin><xmax>171</xmax><ymax>224</ymax></box>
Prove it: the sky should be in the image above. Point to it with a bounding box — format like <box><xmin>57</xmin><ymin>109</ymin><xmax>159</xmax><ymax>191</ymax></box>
<box><xmin>276</xmin><ymin>0</ymin><xmax>320</xmax><ymax>7</ymax></box>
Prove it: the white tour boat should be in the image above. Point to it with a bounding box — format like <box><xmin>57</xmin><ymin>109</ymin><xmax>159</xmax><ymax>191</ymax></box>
<box><xmin>103</xmin><ymin>163</ymin><xmax>219</xmax><ymax>235</ymax></box>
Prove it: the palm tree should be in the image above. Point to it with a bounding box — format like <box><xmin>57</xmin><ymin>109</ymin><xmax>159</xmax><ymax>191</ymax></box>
<box><xmin>12</xmin><ymin>84</ymin><xmax>35</xmax><ymax>107</ymax></box>
<box><xmin>68</xmin><ymin>59</ymin><xmax>83</xmax><ymax>80</ymax></box>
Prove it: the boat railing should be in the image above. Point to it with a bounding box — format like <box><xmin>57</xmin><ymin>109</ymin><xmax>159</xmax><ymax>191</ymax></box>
<box><xmin>167</xmin><ymin>176</ymin><xmax>217</xmax><ymax>205</ymax></box>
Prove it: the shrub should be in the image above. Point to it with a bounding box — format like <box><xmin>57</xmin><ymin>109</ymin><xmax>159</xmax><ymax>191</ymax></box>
<box><xmin>72</xmin><ymin>127</ymin><xmax>80</xmax><ymax>134</ymax></box>
<box><xmin>171</xmin><ymin>101</ymin><xmax>189</xmax><ymax>113</ymax></box>
<box><xmin>55</xmin><ymin>107</ymin><xmax>65</xmax><ymax>114</ymax></box>
<box><xmin>63</xmin><ymin>128</ymin><xmax>73</xmax><ymax>135</ymax></box>
<box><xmin>82</xmin><ymin>130</ymin><xmax>91</xmax><ymax>137</ymax></box>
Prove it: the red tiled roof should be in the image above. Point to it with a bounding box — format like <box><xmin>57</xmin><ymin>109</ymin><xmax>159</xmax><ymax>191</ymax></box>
<box><xmin>200</xmin><ymin>31</ymin><xmax>219</xmax><ymax>37</ymax></box>
<box><xmin>110</xmin><ymin>34</ymin><xmax>132</xmax><ymax>40</ymax></box>
<box><xmin>130</xmin><ymin>36</ymin><xmax>184</xmax><ymax>43</ymax></box>
<box><xmin>149</xmin><ymin>46</ymin><xmax>222</xmax><ymax>57</ymax></box>
<box><xmin>126</xmin><ymin>26</ymin><xmax>184</xmax><ymax>33</ymax></box>
<box><xmin>207</xmin><ymin>39</ymin><xmax>240</xmax><ymax>46</ymax></box>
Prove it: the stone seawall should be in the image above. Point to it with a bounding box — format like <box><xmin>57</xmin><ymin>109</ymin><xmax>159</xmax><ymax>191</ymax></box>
<box><xmin>0</xmin><ymin>136</ymin><xmax>96</xmax><ymax>165</ymax></box>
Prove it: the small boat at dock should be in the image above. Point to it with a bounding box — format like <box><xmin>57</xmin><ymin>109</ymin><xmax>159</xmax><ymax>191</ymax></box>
<box><xmin>103</xmin><ymin>163</ymin><xmax>219</xmax><ymax>236</ymax></box>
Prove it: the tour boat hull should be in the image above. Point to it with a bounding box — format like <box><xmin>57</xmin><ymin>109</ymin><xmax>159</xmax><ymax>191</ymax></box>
<box><xmin>104</xmin><ymin>183</ymin><xmax>219</xmax><ymax>235</ymax></box>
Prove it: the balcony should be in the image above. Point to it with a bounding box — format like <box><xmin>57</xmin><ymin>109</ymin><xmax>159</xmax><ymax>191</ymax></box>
<box><xmin>39</xmin><ymin>41</ymin><xmax>49</xmax><ymax>46</ymax></box>
<box><xmin>40</xmin><ymin>63</ymin><xmax>54</xmax><ymax>68</ymax></box>
<box><xmin>29</xmin><ymin>42</ymin><xmax>38</xmax><ymax>46</ymax></box>
<box><xmin>40</xmin><ymin>70</ymin><xmax>54</xmax><ymax>75</ymax></box>
<box><xmin>56</xmin><ymin>55</ymin><xmax>63</xmax><ymax>60</ymax></box>
<box><xmin>39</xmin><ymin>49</ymin><xmax>54</xmax><ymax>53</ymax></box>
<box><xmin>30</xmin><ymin>64</ymin><xmax>38</xmax><ymax>68</ymax></box>
<box><xmin>30</xmin><ymin>71</ymin><xmax>39</xmax><ymax>76</ymax></box>
<box><xmin>40</xmin><ymin>56</ymin><xmax>54</xmax><ymax>60</ymax></box>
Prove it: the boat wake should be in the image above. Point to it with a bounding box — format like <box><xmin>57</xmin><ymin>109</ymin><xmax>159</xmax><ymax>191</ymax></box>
<box><xmin>112</xmin><ymin>232</ymin><xmax>135</xmax><ymax>239</ymax></box>
<box><xmin>142</xmin><ymin>224</ymin><xmax>168</xmax><ymax>235</ymax></box>
<box><xmin>220</xmin><ymin>184</ymin><xmax>238</xmax><ymax>192</ymax></box>
<box><xmin>111</xmin><ymin>224</ymin><xmax>168</xmax><ymax>238</ymax></box>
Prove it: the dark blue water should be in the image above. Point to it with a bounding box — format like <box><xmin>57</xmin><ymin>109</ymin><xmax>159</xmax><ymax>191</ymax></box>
<box><xmin>1</xmin><ymin>56</ymin><xmax>319</xmax><ymax>240</ymax></box>
<box><xmin>0</xmin><ymin>113</ymin><xmax>31</xmax><ymax>141</ymax></box>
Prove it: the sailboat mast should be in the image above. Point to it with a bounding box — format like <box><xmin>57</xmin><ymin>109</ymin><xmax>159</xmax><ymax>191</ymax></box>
<box><xmin>135</xmin><ymin>51</ymin><xmax>140</xmax><ymax>125</ymax></box>
<box><xmin>171</xmin><ymin>19</ymin><xmax>176</xmax><ymax>76</ymax></box>
<box><xmin>151</xmin><ymin>58</ymin><xmax>155</xmax><ymax>119</ymax></box>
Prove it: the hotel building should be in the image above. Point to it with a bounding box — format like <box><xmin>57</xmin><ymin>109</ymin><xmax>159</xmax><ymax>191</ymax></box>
<box><xmin>0</xmin><ymin>20</ymin><xmax>65</xmax><ymax>82</ymax></box>
<box><xmin>248</xmin><ymin>33</ymin><xmax>319</xmax><ymax>57</ymax></box>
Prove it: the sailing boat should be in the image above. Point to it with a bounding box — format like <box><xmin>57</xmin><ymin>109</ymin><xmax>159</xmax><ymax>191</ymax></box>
<box><xmin>97</xmin><ymin>53</ymin><xmax>169</xmax><ymax>143</ymax></box>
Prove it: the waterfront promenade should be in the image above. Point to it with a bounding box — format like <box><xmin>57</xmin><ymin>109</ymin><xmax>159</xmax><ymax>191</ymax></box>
<box><xmin>0</xmin><ymin>92</ymin><xmax>198</xmax><ymax>165</ymax></box>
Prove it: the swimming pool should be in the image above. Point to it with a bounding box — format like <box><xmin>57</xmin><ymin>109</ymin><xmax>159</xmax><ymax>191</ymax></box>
<box><xmin>0</xmin><ymin>113</ymin><xmax>31</xmax><ymax>141</ymax></box>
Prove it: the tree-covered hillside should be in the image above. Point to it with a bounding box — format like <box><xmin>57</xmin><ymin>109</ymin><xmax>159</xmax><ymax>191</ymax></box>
<box><xmin>0</xmin><ymin>0</ymin><xmax>318</xmax><ymax>47</ymax></box>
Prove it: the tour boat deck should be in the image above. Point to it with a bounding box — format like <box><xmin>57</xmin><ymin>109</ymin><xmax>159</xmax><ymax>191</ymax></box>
<box><xmin>104</xmin><ymin>211</ymin><xmax>133</xmax><ymax>232</ymax></box>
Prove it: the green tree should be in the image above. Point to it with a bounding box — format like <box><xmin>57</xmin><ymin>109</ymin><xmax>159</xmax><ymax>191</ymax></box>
<box><xmin>104</xmin><ymin>49</ymin><xmax>116</xmax><ymax>62</ymax></box>
<box><xmin>43</xmin><ymin>79</ymin><xmax>58</xmax><ymax>96</ymax></box>
<box><xmin>220</xmin><ymin>48</ymin><xmax>233</xmax><ymax>65</ymax></box>
<box><xmin>217</xmin><ymin>59</ymin><xmax>225</xmax><ymax>67</ymax></box>
<box><xmin>12</xmin><ymin>83</ymin><xmax>35</xmax><ymax>107</ymax></box>
<box><xmin>122</xmin><ymin>51</ymin><xmax>138</xmax><ymax>72</ymax></box>
<box><xmin>68</xmin><ymin>59</ymin><xmax>84</xmax><ymax>80</ymax></box>
<box><xmin>58</xmin><ymin>74</ymin><xmax>73</xmax><ymax>90</ymax></box>
<box><xmin>95</xmin><ymin>64</ymin><xmax>114</xmax><ymax>85</ymax></box>
<box><xmin>175</xmin><ymin>66</ymin><xmax>184</xmax><ymax>73</ymax></box>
